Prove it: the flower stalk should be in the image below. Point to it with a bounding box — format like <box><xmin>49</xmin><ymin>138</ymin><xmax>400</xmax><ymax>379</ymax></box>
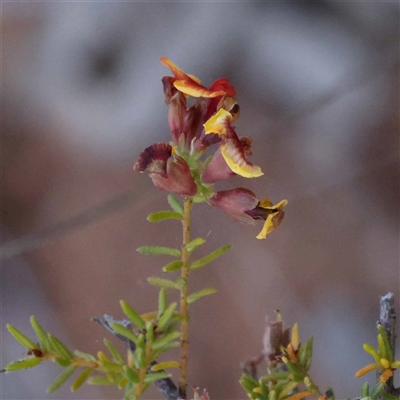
<box><xmin>179</xmin><ymin>197</ymin><xmax>192</xmax><ymax>399</ymax></box>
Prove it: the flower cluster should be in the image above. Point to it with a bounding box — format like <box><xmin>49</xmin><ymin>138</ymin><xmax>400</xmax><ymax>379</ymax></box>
<box><xmin>134</xmin><ymin>58</ymin><xmax>287</xmax><ymax>238</ymax></box>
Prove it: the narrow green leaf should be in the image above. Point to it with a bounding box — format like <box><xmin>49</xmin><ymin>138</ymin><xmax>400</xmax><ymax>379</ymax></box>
<box><xmin>258</xmin><ymin>377</ymin><xmax>270</xmax><ymax>399</ymax></box>
<box><xmin>71</xmin><ymin>368</ymin><xmax>94</xmax><ymax>392</ymax></box>
<box><xmin>378</xmin><ymin>325</ymin><xmax>393</xmax><ymax>362</ymax></box>
<box><xmin>152</xmin><ymin>331</ymin><xmax>181</xmax><ymax>350</ymax></box>
<box><xmin>162</xmin><ymin>260</ymin><xmax>183</xmax><ymax>272</ymax></box>
<box><xmin>371</xmin><ymin>382</ymin><xmax>385</xmax><ymax>400</ymax></box>
<box><xmin>124</xmin><ymin>381</ymin><xmax>136</xmax><ymax>398</ymax></box>
<box><xmin>377</xmin><ymin>334</ymin><xmax>387</xmax><ymax>360</ymax></box>
<box><xmin>109</xmin><ymin>323</ymin><xmax>139</xmax><ymax>346</ymax></box>
<box><xmin>263</xmin><ymin>372</ymin><xmax>290</xmax><ymax>381</ymax></box>
<box><xmin>147</xmin><ymin>277</ymin><xmax>181</xmax><ymax>290</ymax></box>
<box><xmin>137</xmin><ymin>347</ymin><xmax>146</xmax><ymax>368</ymax></box>
<box><xmin>137</xmin><ymin>246</ymin><xmax>181</xmax><ymax>258</ymax></box>
<box><xmin>103</xmin><ymin>339</ymin><xmax>124</xmax><ymax>363</ymax></box>
<box><xmin>167</xmin><ymin>194</ymin><xmax>184</xmax><ymax>214</ymax></box>
<box><xmin>298</xmin><ymin>336</ymin><xmax>313</xmax><ymax>371</ymax></box>
<box><xmin>157</xmin><ymin>303</ymin><xmax>177</xmax><ymax>330</ymax></box>
<box><xmin>152</xmin><ymin>342</ymin><xmax>180</xmax><ymax>360</ymax></box>
<box><xmin>361</xmin><ymin>382</ymin><xmax>369</xmax><ymax>398</ymax></box>
<box><xmin>100</xmin><ymin>360</ymin><xmax>123</xmax><ymax>373</ymax></box>
<box><xmin>29</xmin><ymin>316</ymin><xmax>50</xmax><ymax>351</ymax></box>
<box><xmin>74</xmin><ymin>350</ymin><xmax>97</xmax><ymax>362</ymax></box>
<box><xmin>282</xmin><ymin>359</ymin><xmax>303</xmax><ymax>377</ymax></box>
<box><xmin>47</xmin><ymin>365</ymin><xmax>77</xmax><ymax>393</ymax></box>
<box><xmin>88</xmin><ymin>376</ymin><xmax>114</xmax><ymax>385</ymax></box>
<box><xmin>151</xmin><ymin>361</ymin><xmax>180</xmax><ymax>371</ymax></box>
<box><xmin>144</xmin><ymin>372</ymin><xmax>170</xmax><ymax>383</ymax></box>
<box><xmin>277</xmin><ymin>381</ymin><xmax>299</xmax><ymax>399</ymax></box>
<box><xmin>48</xmin><ymin>334</ymin><xmax>74</xmax><ymax>360</ymax></box>
<box><xmin>158</xmin><ymin>288</ymin><xmax>168</xmax><ymax>318</ymax></box>
<box><xmin>189</xmin><ymin>245</ymin><xmax>231</xmax><ymax>270</ymax></box>
<box><xmin>123</xmin><ymin>366</ymin><xmax>140</xmax><ymax>383</ymax></box>
<box><xmin>120</xmin><ymin>300</ymin><xmax>145</xmax><ymax>329</ymax></box>
<box><xmin>6</xmin><ymin>324</ymin><xmax>38</xmax><ymax>350</ymax></box>
<box><xmin>186</xmin><ymin>237</ymin><xmax>206</xmax><ymax>252</ymax></box>
<box><xmin>187</xmin><ymin>288</ymin><xmax>217</xmax><ymax>305</ymax></box>
<box><xmin>239</xmin><ymin>374</ymin><xmax>259</xmax><ymax>397</ymax></box>
<box><xmin>147</xmin><ymin>211</ymin><xmax>182</xmax><ymax>222</ymax></box>
<box><xmin>5</xmin><ymin>357</ymin><xmax>42</xmax><ymax>371</ymax></box>
<box><xmin>363</xmin><ymin>343</ymin><xmax>381</xmax><ymax>364</ymax></box>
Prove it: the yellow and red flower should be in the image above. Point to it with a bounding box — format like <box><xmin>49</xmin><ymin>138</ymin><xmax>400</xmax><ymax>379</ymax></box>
<box><xmin>208</xmin><ymin>189</ymin><xmax>287</xmax><ymax>239</ymax></box>
<box><xmin>134</xmin><ymin>58</ymin><xmax>287</xmax><ymax>238</ymax></box>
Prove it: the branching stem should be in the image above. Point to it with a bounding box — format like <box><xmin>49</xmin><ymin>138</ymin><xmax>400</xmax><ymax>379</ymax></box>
<box><xmin>179</xmin><ymin>198</ymin><xmax>192</xmax><ymax>399</ymax></box>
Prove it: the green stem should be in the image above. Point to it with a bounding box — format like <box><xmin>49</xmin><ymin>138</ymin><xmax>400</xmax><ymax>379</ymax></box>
<box><xmin>179</xmin><ymin>198</ymin><xmax>192</xmax><ymax>399</ymax></box>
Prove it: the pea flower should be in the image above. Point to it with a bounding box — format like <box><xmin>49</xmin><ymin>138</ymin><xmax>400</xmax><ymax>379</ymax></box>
<box><xmin>209</xmin><ymin>189</ymin><xmax>287</xmax><ymax>239</ymax></box>
<box><xmin>134</xmin><ymin>58</ymin><xmax>287</xmax><ymax>238</ymax></box>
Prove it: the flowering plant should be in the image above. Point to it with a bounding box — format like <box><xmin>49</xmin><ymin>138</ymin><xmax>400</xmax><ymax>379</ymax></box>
<box><xmin>2</xmin><ymin>59</ymin><xmax>399</xmax><ymax>400</ymax></box>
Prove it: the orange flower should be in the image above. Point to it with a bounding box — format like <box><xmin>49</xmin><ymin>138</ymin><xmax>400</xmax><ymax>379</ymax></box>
<box><xmin>160</xmin><ymin>57</ymin><xmax>235</xmax><ymax>98</ymax></box>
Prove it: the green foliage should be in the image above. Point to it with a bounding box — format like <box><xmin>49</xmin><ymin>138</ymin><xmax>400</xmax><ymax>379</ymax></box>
<box><xmin>4</xmin><ymin>357</ymin><xmax>42</xmax><ymax>371</ymax></box>
<box><xmin>185</xmin><ymin>237</ymin><xmax>206</xmax><ymax>252</ymax></box>
<box><xmin>120</xmin><ymin>300</ymin><xmax>146</xmax><ymax>330</ymax></box>
<box><xmin>30</xmin><ymin>316</ymin><xmax>51</xmax><ymax>351</ymax></box>
<box><xmin>147</xmin><ymin>211</ymin><xmax>183</xmax><ymax>222</ymax></box>
<box><xmin>162</xmin><ymin>260</ymin><xmax>183</xmax><ymax>272</ymax></box>
<box><xmin>137</xmin><ymin>246</ymin><xmax>181</xmax><ymax>258</ymax></box>
<box><xmin>167</xmin><ymin>194</ymin><xmax>184</xmax><ymax>214</ymax></box>
<box><xmin>71</xmin><ymin>367</ymin><xmax>94</xmax><ymax>391</ymax></box>
<box><xmin>6</xmin><ymin>324</ymin><xmax>39</xmax><ymax>350</ymax></box>
<box><xmin>47</xmin><ymin>365</ymin><xmax>78</xmax><ymax>393</ymax></box>
<box><xmin>187</xmin><ymin>288</ymin><xmax>217</xmax><ymax>305</ymax></box>
<box><xmin>158</xmin><ymin>288</ymin><xmax>168</xmax><ymax>317</ymax></box>
<box><xmin>157</xmin><ymin>303</ymin><xmax>178</xmax><ymax>330</ymax></box>
<box><xmin>189</xmin><ymin>245</ymin><xmax>231</xmax><ymax>270</ymax></box>
<box><xmin>147</xmin><ymin>277</ymin><xmax>181</xmax><ymax>290</ymax></box>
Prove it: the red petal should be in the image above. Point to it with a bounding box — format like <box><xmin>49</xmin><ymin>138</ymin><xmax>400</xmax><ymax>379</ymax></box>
<box><xmin>150</xmin><ymin>156</ymin><xmax>197</xmax><ymax>196</ymax></box>
<box><xmin>202</xmin><ymin>146</ymin><xmax>235</xmax><ymax>184</ymax></box>
<box><xmin>168</xmin><ymin>92</ymin><xmax>187</xmax><ymax>143</ymax></box>
<box><xmin>133</xmin><ymin>143</ymin><xmax>172</xmax><ymax>174</ymax></box>
<box><xmin>208</xmin><ymin>188</ymin><xmax>258</xmax><ymax>224</ymax></box>
<box><xmin>209</xmin><ymin>78</ymin><xmax>236</xmax><ymax>97</ymax></box>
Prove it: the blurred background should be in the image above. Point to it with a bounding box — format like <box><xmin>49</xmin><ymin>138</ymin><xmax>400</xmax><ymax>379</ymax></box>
<box><xmin>1</xmin><ymin>2</ymin><xmax>399</xmax><ymax>399</ymax></box>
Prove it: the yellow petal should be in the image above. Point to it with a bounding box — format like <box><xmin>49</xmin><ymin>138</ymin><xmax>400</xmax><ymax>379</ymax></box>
<box><xmin>256</xmin><ymin>214</ymin><xmax>276</xmax><ymax>239</ymax></box>
<box><xmin>355</xmin><ymin>363</ymin><xmax>379</xmax><ymax>378</ymax></box>
<box><xmin>187</xmin><ymin>73</ymin><xmax>201</xmax><ymax>84</ymax></box>
<box><xmin>203</xmin><ymin>108</ymin><xmax>232</xmax><ymax>135</ymax></box>
<box><xmin>160</xmin><ymin>57</ymin><xmax>188</xmax><ymax>80</ymax></box>
<box><xmin>259</xmin><ymin>197</ymin><xmax>273</xmax><ymax>208</ymax></box>
<box><xmin>174</xmin><ymin>80</ymin><xmax>225</xmax><ymax>98</ymax></box>
<box><xmin>221</xmin><ymin>144</ymin><xmax>263</xmax><ymax>178</ymax></box>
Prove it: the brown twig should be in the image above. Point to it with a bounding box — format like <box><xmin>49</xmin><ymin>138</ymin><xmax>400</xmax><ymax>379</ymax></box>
<box><xmin>378</xmin><ymin>292</ymin><xmax>398</xmax><ymax>396</ymax></box>
<box><xmin>179</xmin><ymin>198</ymin><xmax>192</xmax><ymax>400</ymax></box>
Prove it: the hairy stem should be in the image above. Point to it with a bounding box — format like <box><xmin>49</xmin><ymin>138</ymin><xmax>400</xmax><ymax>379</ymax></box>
<box><xmin>179</xmin><ymin>198</ymin><xmax>192</xmax><ymax>399</ymax></box>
